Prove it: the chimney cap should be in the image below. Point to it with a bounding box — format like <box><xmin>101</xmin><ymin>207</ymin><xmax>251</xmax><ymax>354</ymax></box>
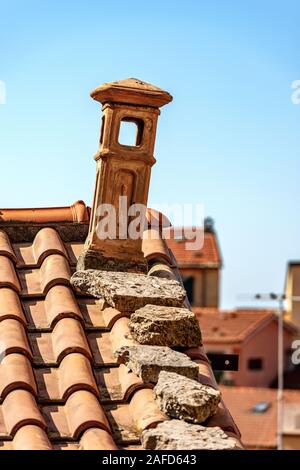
<box><xmin>90</xmin><ymin>78</ymin><xmax>173</xmax><ymax>108</ymax></box>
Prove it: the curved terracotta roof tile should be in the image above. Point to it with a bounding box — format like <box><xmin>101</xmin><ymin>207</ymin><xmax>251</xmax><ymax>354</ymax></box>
<box><xmin>185</xmin><ymin>345</ymin><xmax>209</xmax><ymax>362</ymax></box>
<box><xmin>33</xmin><ymin>228</ymin><xmax>68</xmax><ymax>265</ymax></box>
<box><xmin>2</xmin><ymin>389</ymin><xmax>46</xmax><ymax>436</ymax></box>
<box><xmin>102</xmin><ymin>307</ymin><xmax>128</xmax><ymax>330</ymax></box>
<box><xmin>0</xmin><ymin>288</ymin><xmax>26</xmax><ymax>325</ymax></box>
<box><xmin>45</xmin><ymin>285</ymin><xmax>82</xmax><ymax>327</ymax></box>
<box><xmin>13</xmin><ymin>424</ymin><xmax>52</xmax><ymax>450</ymax></box>
<box><xmin>0</xmin><ymin>256</ymin><xmax>21</xmax><ymax>292</ymax></box>
<box><xmin>80</xmin><ymin>427</ymin><xmax>118</xmax><ymax>450</ymax></box>
<box><xmin>110</xmin><ymin>317</ymin><xmax>137</xmax><ymax>354</ymax></box>
<box><xmin>0</xmin><ymin>200</ymin><xmax>89</xmax><ymax>223</ymax></box>
<box><xmin>0</xmin><ymin>319</ymin><xmax>32</xmax><ymax>359</ymax></box>
<box><xmin>0</xmin><ymin>230</ymin><xmax>17</xmax><ymax>263</ymax></box>
<box><xmin>146</xmin><ymin>209</ymin><xmax>171</xmax><ymax>229</ymax></box>
<box><xmin>129</xmin><ymin>388</ymin><xmax>168</xmax><ymax>432</ymax></box>
<box><xmin>40</xmin><ymin>254</ymin><xmax>71</xmax><ymax>294</ymax></box>
<box><xmin>142</xmin><ymin>229</ymin><xmax>172</xmax><ymax>264</ymax></box>
<box><xmin>206</xmin><ymin>400</ymin><xmax>241</xmax><ymax>437</ymax></box>
<box><xmin>118</xmin><ymin>364</ymin><xmax>147</xmax><ymax>401</ymax></box>
<box><xmin>65</xmin><ymin>390</ymin><xmax>111</xmax><ymax>439</ymax></box>
<box><xmin>0</xmin><ymin>353</ymin><xmax>37</xmax><ymax>399</ymax></box>
<box><xmin>52</xmin><ymin>318</ymin><xmax>91</xmax><ymax>364</ymax></box>
<box><xmin>148</xmin><ymin>262</ymin><xmax>177</xmax><ymax>280</ymax></box>
<box><xmin>59</xmin><ymin>353</ymin><xmax>98</xmax><ymax>400</ymax></box>
<box><xmin>197</xmin><ymin>360</ymin><xmax>219</xmax><ymax>390</ymax></box>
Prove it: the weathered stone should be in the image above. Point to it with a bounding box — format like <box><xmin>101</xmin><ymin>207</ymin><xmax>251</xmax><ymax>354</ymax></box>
<box><xmin>154</xmin><ymin>371</ymin><xmax>221</xmax><ymax>423</ymax></box>
<box><xmin>141</xmin><ymin>420</ymin><xmax>238</xmax><ymax>450</ymax></box>
<box><xmin>71</xmin><ymin>270</ymin><xmax>186</xmax><ymax>312</ymax></box>
<box><xmin>129</xmin><ymin>304</ymin><xmax>201</xmax><ymax>347</ymax></box>
<box><xmin>115</xmin><ymin>345</ymin><xmax>198</xmax><ymax>383</ymax></box>
<box><xmin>77</xmin><ymin>249</ymin><xmax>147</xmax><ymax>274</ymax></box>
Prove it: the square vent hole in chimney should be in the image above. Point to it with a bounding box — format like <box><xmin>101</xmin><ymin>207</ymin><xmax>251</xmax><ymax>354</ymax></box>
<box><xmin>118</xmin><ymin>117</ymin><xmax>144</xmax><ymax>146</ymax></box>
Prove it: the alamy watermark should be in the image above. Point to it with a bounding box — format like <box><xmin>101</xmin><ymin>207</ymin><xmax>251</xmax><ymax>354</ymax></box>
<box><xmin>291</xmin><ymin>339</ymin><xmax>300</xmax><ymax>365</ymax></box>
<box><xmin>0</xmin><ymin>80</ymin><xmax>6</xmax><ymax>104</ymax></box>
<box><xmin>291</xmin><ymin>80</ymin><xmax>300</xmax><ymax>104</ymax></box>
<box><xmin>94</xmin><ymin>196</ymin><xmax>204</xmax><ymax>250</ymax></box>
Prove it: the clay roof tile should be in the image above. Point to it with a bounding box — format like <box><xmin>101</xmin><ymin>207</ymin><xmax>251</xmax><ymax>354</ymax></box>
<box><xmin>52</xmin><ymin>318</ymin><xmax>91</xmax><ymax>364</ymax></box>
<box><xmin>0</xmin><ymin>230</ymin><xmax>17</xmax><ymax>263</ymax></box>
<box><xmin>33</xmin><ymin>228</ymin><xmax>68</xmax><ymax>265</ymax></box>
<box><xmin>0</xmin><ymin>287</ymin><xmax>26</xmax><ymax>324</ymax></box>
<box><xmin>40</xmin><ymin>254</ymin><xmax>71</xmax><ymax>294</ymax></box>
<box><xmin>0</xmin><ymin>256</ymin><xmax>21</xmax><ymax>292</ymax></box>
<box><xmin>2</xmin><ymin>389</ymin><xmax>46</xmax><ymax>436</ymax></box>
<box><xmin>45</xmin><ymin>285</ymin><xmax>83</xmax><ymax>327</ymax></box>
<box><xmin>12</xmin><ymin>424</ymin><xmax>52</xmax><ymax>450</ymax></box>
<box><xmin>65</xmin><ymin>390</ymin><xmax>111</xmax><ymax>439</ymax></box>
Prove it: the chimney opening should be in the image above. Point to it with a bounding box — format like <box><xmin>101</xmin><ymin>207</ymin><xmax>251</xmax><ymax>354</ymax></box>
<box><xmin>100</xmin><ymin>116</ymin><xmax>105</xmax><ymax>144</ymax></box>
<box><xmin>118</xmin><ymin>117</ymin><xmax>144</xmax><ymax>147</ymax></box>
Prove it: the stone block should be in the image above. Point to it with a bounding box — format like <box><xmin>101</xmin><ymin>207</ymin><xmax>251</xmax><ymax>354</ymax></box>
<box><xmin>141</xmin><ymin>420</ymin><xmax>238</xmax><ymax>450</ymax></box>
<box><xmin>77</xmin><ymin>249</ymin><xmax>147</xmax><ymax>274</ymax></box>
<box><xmin>71</xmin><ymin>269</ymin><xmax>186</xmax><ymax>312</ymax></box>
<box><xmin>154</xmin><ymin>371</ymin><xmax>221</xmax><ymax>423</ymax></box>
<box><xmin>115</xmin><ymin>345</ymin><xmax>199</xmax><ymax>383</ymax></box>
<box><xmin>129</xmin><ymin>304</ymin><xmax>201</xmax><ymax>347</ymax></box>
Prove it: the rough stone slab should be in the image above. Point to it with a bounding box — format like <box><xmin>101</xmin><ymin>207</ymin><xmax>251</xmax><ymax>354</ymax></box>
<box><xmin>154</xmin><ymin>371</ymin><xmax>221</xmax><ymax>423</ymax></box>
<box><xmin>71</xmin><ymin>269</ymin><xmax>186</xmax><ymax>312</ymax></box>
<box><xmin>115</xmin><ymin>345</ymin><xmax>199</xmax><ymax>383</ymax></box>
<box><xmin>77</xmin><ymin>249</ymin><xmax>147</xmax><ymax>274</ymax></box>
<box><xmin>141</xmin><ymin>420</ymin><xmax>238</xmax><ymax>450</ymax></box>
<box><xmin>129</xmin><ymin>305</ymin><xmax>202</xmax><ymax>347</ymax></box>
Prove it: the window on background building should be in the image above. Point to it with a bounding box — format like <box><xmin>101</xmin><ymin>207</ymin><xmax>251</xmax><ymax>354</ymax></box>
<box><xmin>248</xmin><ymin>358</ymin><xmax>263</xmax><ymax>370</ymax></box>
<box><xmin>183</xmin><ymin>276</ymin><xmax>194</xmax><ymax>304</ymax></box>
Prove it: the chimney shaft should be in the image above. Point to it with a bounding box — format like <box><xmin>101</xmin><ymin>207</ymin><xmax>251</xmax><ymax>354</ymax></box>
<box><xmin>77</xmin><ymin>78</ymin><xmax>172</xmax><ymax>273</ymax></box>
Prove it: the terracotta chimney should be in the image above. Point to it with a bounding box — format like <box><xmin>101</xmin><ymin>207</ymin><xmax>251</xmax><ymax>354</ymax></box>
<box><xmin>78</xmin><ymin>78</ymin><xmax>172</xmax><ymax>273</ymax></box>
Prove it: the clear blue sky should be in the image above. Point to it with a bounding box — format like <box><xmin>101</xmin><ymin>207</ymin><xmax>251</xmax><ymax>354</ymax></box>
<box><xmin>1</xmin><ymin>0</ymin><xmax>299</xmax><ymax>309</ymax></box>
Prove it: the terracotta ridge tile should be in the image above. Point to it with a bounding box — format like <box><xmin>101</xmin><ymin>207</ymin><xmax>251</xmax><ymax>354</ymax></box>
<box><xmin>45</xmin><ymin>285</ymin><xmax>83</xmax><ymax>328</ymax></box>
<box><xmin>110</xmin><ymin>317</ymin><xmax>137</xmax><ymax>354</ymax></box>
<box><xmin>102</xmin><ymin>307</ymin><xmax>129</xmax><ymax>330</ymax></box>
<box><xmin>0</xmin><ymin>230</ymin><xmax>17</xmax><ymax>263</ymax></box>
<box><xmin>40</xmin><ymin>254</ymin><xmax>71</xmax><ymax>294</ymax></box>
<box><xmin>65</xmin><ymin>390</ymin><xmax>111</xmax><ymax>439</ymax></box>
<box><xmin>0</xmin><ymin>288</ymin><xmax>26</xmax><ymax>325</ymax></box>
<box><xmin>0</xmin><ymin>319</ymin><xmax>32</xmax><ymax>359</ymax></box>
<box><xmin>142</xmin><ymin>229</ymin><xmax>172</xmax><ymax>264</ymax></box>
<box><xmin>206</xmin><ymin>400</ymin><xmax>241</xmax><ymax>438</ymax></box>
<box><xmin>0</xmin><ymin>353</ymin><xmax>37</xmax><ymax>400</ymax></box>
<box><xmin>148</xmin><ymin>262</ymin><xmax>177</xmax><ymax>281</ymax></box>
<box><xmin>52</xmin><ymin>318</ymin><xmax>92</xmax><ymax>364</ymax></box>
<box><xmin>33</xmin><ymin>228</ymin><xmax>68</xmax><ymax>266</ymax></box>
<box><xmin>118</xmin><ymin>363</ymin><xmax>150</xmax><ymax>401</ymax></box>
<box><xmin>196</xmin><ymin>360</ymin><xmax>219</xmax><ymax>390</ymax></box>
<box><xmin>129</xmin><ymin>388</ymin><xmax>168</xmax><ymax>432</ymax></box>
<box><xmin>2</xmin><ymin>389</ymin><xmax>46</xmax><ymax>437</ymax></box>
<box><xmin>0</xmin><ymin>256</ymin><xmax>21</xmax><ymax>292</ymax></box>
<box><xmin>13</xmin><ymin>424</ymin><xmax>52</xmax><ymax>450</ymax></box>
<box><xmin>0</xmin><ymin>200</ymin><xmax>89</xmax><ymax>224</ymax></box>
<box><xmin>79</xmin><ymin>427</ymin><xmax>118</xmax><ymax>450</ymax></box>
<box><xmin>59</xmin><ymin>353</ymin><xmax>98</xmax><ymax>401</ymax></box>
<box><xmin>185</xmin><ymin>345</ymin><xmax>210</xmax><ymax>363</ymax></box>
